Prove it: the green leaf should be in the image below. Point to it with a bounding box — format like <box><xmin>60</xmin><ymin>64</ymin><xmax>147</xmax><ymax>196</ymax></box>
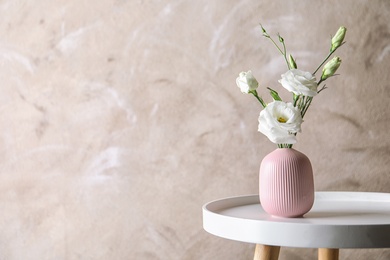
<box><xmin>267</xmin><ymin>87</ymin><xmax>282</xmax><ymax>101</ymax></box>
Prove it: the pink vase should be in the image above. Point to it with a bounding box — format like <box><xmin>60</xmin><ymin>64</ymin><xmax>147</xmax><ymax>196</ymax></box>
<box><xmin>259</xmin><ymin>148</ymin><xmax>314</xmax><ymax>218</ymax></box>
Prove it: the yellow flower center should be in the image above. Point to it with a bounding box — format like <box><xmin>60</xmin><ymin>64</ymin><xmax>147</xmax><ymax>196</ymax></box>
<box><xmin>277</xmin><ymin>117</ymin><xmax>287</xmax><ymax>123</ymax></box>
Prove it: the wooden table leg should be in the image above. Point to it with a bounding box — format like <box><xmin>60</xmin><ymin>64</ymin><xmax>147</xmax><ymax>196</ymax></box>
<box><xmin>318</xmin><ymin>248</ymin><xmax>339</xmax><ymax>260</ymax></box>
<box><xmin>254</xmin><ymin>244</ymin><xmax>280</xmax><ymax>260</ymax></box>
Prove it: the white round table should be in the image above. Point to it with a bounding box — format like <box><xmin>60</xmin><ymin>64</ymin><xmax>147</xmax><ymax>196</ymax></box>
<box><xmin>202</xmin><ymin>192</ymin><xmax>390</xmax><ymax>260</ymax></box>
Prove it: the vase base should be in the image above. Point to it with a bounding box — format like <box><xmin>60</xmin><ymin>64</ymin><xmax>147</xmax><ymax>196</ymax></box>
<box><xmin>271</xmin><ymin>214</ymin><xmax>304</xmax><ymax>218</ymax></box>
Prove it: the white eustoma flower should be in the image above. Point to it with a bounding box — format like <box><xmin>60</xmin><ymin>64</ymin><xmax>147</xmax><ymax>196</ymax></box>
<box><xmin>258</xmin><ymin>101</ymin><xmax>303</xmax><ymax>144</ymax></box>
<box><xmin>279</xmin><ymin>69</ymin><xmax>318</xmax><ymax>97</ymax></box>
<box><xmin>236</xmin><ymin>70</ymin><xmax>259</xmax><ymax>93</ymax></box>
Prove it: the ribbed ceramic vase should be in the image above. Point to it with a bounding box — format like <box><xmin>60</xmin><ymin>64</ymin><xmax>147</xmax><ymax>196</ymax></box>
<box><xmin>259</xmin><ymin>148</ymin><xmax>314</xmax><ymax>218</ymax></box>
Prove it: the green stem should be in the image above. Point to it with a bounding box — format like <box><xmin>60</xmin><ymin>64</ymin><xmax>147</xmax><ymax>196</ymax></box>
<box><xmin>278</xmin><ymin>143</ymin><xmax>293</xmax><ymax>149</ymax></box>
<box><xmin>301</xmin><ymin>97</ymin><xmax>313</xmax><ymax>118</ymax></box>
<box><xmin>318</xmin><ymin>84</ymin><xmax>327</xmax><ymax>93</ymax></box>
<box><xmin>297</xmin><ymin>96</ymin><xmax>305</xmax><ymax>111</ymax></box>
<box><xmin>250</xmin><ymin>90</ymin><xmax>267</xmax><ymax>108</ymax></box>
<box><xmin>280</xmin><ymin>37</ymin><xmax>290</xmax><ymax>70</ymax></box>
<box><xmin>313</xmin><ymin>49</ymin><xmax>336</xmax><ymax>75</ymax></box>
<box><xmin>267</xmin><ymin>35</ymin><xmax>290</xmax><ymax>70</ymax></box>
<box><xmin>317</xmin><ymin>78</ymin><xmax>325</xmax><ymax>86</ymax></box>
<box><xmin>293</xmin><ymin>94</ymin><xmax>299</xmax><ymax>107</ymax></box>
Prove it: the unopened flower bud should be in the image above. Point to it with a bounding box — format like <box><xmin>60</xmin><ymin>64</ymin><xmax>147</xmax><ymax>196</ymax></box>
<box><xmin>278</xmin><ymin>34</ymin><xmax>284</xmax><ymax>43</ymax></box>
<box><xmin>236</xmin><ymin>70</ymin><xmax>259</xmax><ymax>93</ymax></box>
<box><xmin>260</xmin><ymin>24</ymin><xmax>269</xmax><ymax>38</ymax></box>
<box><xmin>331</xmin><ymin>26</ymin><xmax>347</xmax><ymax>52</ymax></box>
<box><xmin>289</xmin><ymin>54</ymin><xmax>297</xmax><ymax>69</ymax></box>
<box><xmin>321</xmin><ymin>56</ymin><xmax>342</xmax><ymax>80</ymax></box>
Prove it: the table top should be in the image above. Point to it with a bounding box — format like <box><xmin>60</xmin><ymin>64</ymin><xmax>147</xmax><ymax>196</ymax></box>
<box><xmin>202</xmin><ymin>192</ymin><xmax>390</xmax><ymax>249</ymax></box>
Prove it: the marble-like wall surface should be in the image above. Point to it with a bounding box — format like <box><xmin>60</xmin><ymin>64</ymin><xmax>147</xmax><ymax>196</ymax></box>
<box><xmin>0</xmin><ymin>0</ymin><xmax>389</xmax><ymax>259</ymax></box>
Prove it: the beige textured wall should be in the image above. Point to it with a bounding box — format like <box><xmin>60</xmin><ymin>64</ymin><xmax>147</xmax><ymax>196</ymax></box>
<box><xmin>0</xmin><ymin>0</ymin><xmax>389</xmax><ymax>259</ymax></box>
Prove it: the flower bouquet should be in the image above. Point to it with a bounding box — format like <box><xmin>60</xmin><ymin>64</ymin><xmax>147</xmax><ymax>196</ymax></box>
<box><xmin>236</xmin><ymin>25</ymin><xmax>347</xmax><ymax>148</ymax></box>
<box><xmin>236</xmin><ymin>25</ymin><xmax>347</xmax><ymax>217</ymax></box>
